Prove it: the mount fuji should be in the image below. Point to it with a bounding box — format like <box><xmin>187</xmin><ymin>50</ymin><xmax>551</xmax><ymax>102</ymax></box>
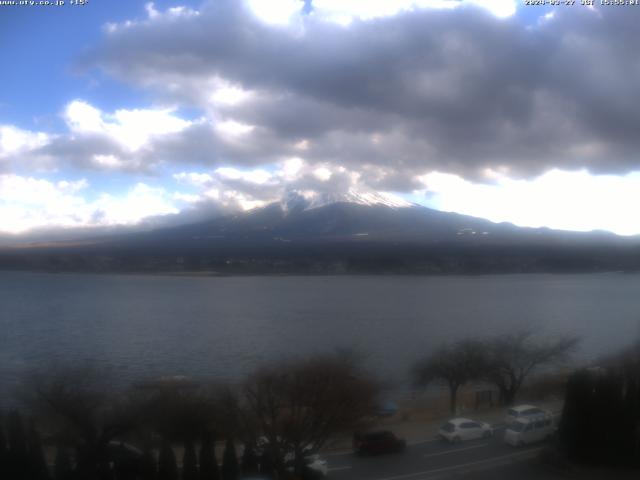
<box><xmin>280</xmin><ymin>190</ymin><xmax>413</xmax><ymax>213</ymax></box>
<box><xmin>1</xmin><ymin>191</ymin><xmax>639</xmax><ymax>274</ymax></box>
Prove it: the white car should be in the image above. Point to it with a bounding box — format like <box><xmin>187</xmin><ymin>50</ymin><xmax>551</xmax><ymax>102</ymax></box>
<box><xmin>438</xmin><ymin>418</ymin><xmax>493</xmax><ymax>443</ymax></box>
<box><xmin>504</xmin><ymin>415</ymin><xmax>555</xmax><ymax>446</ymax></box>
<box><xmin>505</xmin><ymin>405</ymin><xmax>552</xmax><ymax>425</ymax></box>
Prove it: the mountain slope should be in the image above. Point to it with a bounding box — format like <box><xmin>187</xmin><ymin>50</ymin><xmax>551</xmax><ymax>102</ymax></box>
<box><xmin>101</xmin><ymin>200</ymin><xmax>624</xmax><ymax>248</ymax></box>
<box><xmin>1</xmin><ymin>201</ymin><xmax>639</xmax><ymax>274</ymax></box>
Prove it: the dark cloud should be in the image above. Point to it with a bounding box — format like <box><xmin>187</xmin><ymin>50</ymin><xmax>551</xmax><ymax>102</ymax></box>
<box><xmin>212</xmin><ymin>174</ymin><xmax>282</xmax><ymax>200</ymax></box>
<box><xmin>37</xmin><ymin>133</ymin><xmax>145</xmax><ymax>172</ymax></box>
<box><xmin>151</xmin><ymin>122</ymin><xmax>294</xmax><ymax>167</ymax></box>
<box><xmin>224</xmin><ymin>92</ymin><xmax>388</xmax><ymax>140</ymax></box>
<box><xmin>84</xmin><ymin>1</ymin><xmax>640</xmax><ymax>187</ymax></box>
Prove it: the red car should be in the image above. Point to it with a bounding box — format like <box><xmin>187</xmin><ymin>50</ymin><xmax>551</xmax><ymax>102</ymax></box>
<box><xmin>353</xmin><ymin>430</ymin><xmax>406</xmax><ymax>455</ymax></box>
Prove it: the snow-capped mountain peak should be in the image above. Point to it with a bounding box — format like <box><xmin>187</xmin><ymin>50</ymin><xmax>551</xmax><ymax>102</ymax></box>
<box><xmin>281</xmin><ymin>189</ymin><xmax>413</xmax><ymax>213</ymax></box>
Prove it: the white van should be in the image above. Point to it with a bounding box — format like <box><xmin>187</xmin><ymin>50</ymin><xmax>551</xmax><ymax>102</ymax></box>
<box><xmin>503</xmin><ymin>415</ymin><xmax>555</xmax><ymax>446</ymax></box>
<box><xmin>505</xmin><ymin>404</ymin><xmax>551</xmax><ymax>425</ymax></box>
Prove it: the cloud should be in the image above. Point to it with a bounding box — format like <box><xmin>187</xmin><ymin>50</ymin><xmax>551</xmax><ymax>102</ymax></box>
<box><xmin>215</xmin><ymin>166</ymin><xmax>274</xmax><ymax>184</ymax></box>
<box><xmin>170</xmin><ymin>159</ymin><xmax>402</xmax><ymax>214</ymax></box>
<box><xmin>91</xmin><ymin>183</ymin><xmax>180</xmax><ymax>226</ymax></box>
<box><xmin>6</xmin><ymin>1</ymin><xmax>640</xmax><ymax>234</ymax></box>
<box><xmin>80</xmin><ymin>1</ymin><xmax>640</xmax><ymax>186</ymax></box>
<box><xmin>0</xmin><ymin>175</ymin><xmax>178</xmax><ymax>234</ymax></box>
<box><xmin>246</xmin><ymin>0</ymin><xmax>304</xmax><ymax>25</ymax></box>
<box><xmin>0</xmin><ymin>125</ymin><xmax>49</xmax><ymax>158</ymax></box>
<box><xmin>18</xmin><ymin>100</ymin><xmax>201</xmax><ymax>173</ymax></box>
<box><xmin>64</xmin><ymin>100</ymin><xmax>192</xmax><ymax>151</ymax></box>
<box><xmin>418</xmin><ymin>169</ymin><xmax>640</xmax><ymax>236</ymax></box>
<box><xmin>173</xmin><ymin>171</ymin><xmax>214</xmax><ymax>186</ymax></box>
<box><xmin>0</xmin><ymin>125</ymin><xmax>52</xmax><ymax>171</ymax></box>
<box><xmin>51</xmin><ymin>100</ymin><xmax>194</xmax><ymax>171</ymax></box>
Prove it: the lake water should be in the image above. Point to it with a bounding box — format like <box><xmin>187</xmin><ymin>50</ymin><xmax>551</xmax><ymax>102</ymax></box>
<box><xmin>1</xmin><ymin>271</ymin><xmax>639</xmax><ymax>399</ymax></box>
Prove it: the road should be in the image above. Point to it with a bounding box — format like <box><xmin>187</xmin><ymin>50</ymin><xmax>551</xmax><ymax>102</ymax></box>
<box><xmin>324</xmin><ymin>426</ymin><xmax>546</xmax><ymax>480</ymax></box>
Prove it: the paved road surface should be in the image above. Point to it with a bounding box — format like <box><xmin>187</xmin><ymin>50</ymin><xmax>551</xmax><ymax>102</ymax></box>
<box><xmin>324</xmin><ymin>426</ymin><xmax>546</xmax><ymax>480</ymax></box>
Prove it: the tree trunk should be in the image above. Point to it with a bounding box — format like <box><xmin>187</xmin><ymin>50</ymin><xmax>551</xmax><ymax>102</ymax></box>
<box><xmin>503</xmin><ymin>388</ymin><xmax>516</xmax><ymax>406</ymax></box>
<box><xmin>497</xmin><ymin>385</ymin><xmax>516</xmax><ymax>406</ymax></box>
<box><xmin>449</xmin><ymin>384</ymin><xmax>459</xmax><ymax>414</ymax></box>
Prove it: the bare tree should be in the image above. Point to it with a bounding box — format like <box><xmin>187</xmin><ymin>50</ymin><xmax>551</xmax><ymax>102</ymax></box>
<box><xmin>182</xmin><ymin>439</ymin><xmax>198</xmax><ymax>480</ymax></box>
<box><xmin>26</xmin><ymin>419</ymin><xmax>50</xmax><ymax>480</ymax></box>
<box><xmin>141</xmin><ymin>387</ymin><xmax>219</xmax><ymax>443</ymax></box>
<box><xmin>221</xmin><ymin>439</ymin><xmax>239</xmax><ymax>480</ymax></box>
<box><xmin>24</xmin><ymin>365</ymin><xmax>146</xmax><ymax>479</ymax></box>
<box><xmin>483</xmin><ymin>331</ymin><xmax>579</xmax><ymax>405</ymax></box>
<box><xmin>158</xmin><ymin>439</ymin><xmax>178</xmax><ymax>480</ymax></box>
<box><xmin>413</xmin><ymin>339</ymin><xmax>487</xmax><ymax>414</ymax></box>
<box><xmin>199</xmin><ymin>431</ymin><xmax>220</xmax><ymax>480</ymax></box>
<box><xmin>6</xmin><ymin>410</ymin><xmax>29</xmax><ymax>480</ymax></box>
<box><xmin>240</xmin><ymin>354</ymin><xmax>378</xmax><ymax>476</ymax></box>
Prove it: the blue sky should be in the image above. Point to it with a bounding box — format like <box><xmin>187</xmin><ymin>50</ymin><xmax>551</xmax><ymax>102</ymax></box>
<box><xmin>2</xmin><ymin>0</ymin><xmax>640</xmax><ymax>235</ymax></box>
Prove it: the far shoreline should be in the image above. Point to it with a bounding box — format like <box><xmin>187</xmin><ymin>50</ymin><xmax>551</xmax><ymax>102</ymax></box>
<box><xmin>0</xmin><ymin>267</ymin><xmax>633</xmax><ymax>279</ymax></box>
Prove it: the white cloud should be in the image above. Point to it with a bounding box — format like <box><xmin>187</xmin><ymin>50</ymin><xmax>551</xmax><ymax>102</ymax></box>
<box><xmin>56</xmin><ymin>178</ymin><xmax>89</xmax><ymax>193</ymax></box>
<box><xmin>311</xmin><ymin>0</ymin><xmax>516</xmax><ymax>25</ymax></box>
<box><xmin>215</xmin><ymin>166</ymin><xmax>273</xmax><ymax>184</ymax></box>
<box><xmin>418</xmin><ymin>169</ymin><xmax>640</xmax><ymax>236</ymax></box>
<box><xmin>467</xmin><ymin>0</ymin><xmax>516</xmax><ymax>18</ymax></box>
<box><xmin>246</xmin><ymin>0</ymin><xmax>303</xmax><ymax>26</ymax></box>
<box><xmin>313</xmin><ymin>166</ymin><xmax>332</xmax><ymax>181</ymax></box>
<box><xmin>312</xmin><ymin>0</ymin><xmax>416</xmax><ymax>24</ymax></box>
<box><xmin>173</xmin><ymin>192</ymin><xmax>202</xmax><ymax>203</ymax></box>
<box><xmin>221</xmin><ymin>190</ymin><xmax>267</xmax><ymax>210</ymax></box>
<box><xmin>145</xmin><ymin>2</ymin><xmax>160</xmax><ymax>19</ymax></box>
<box><xmin>214</xmin><ymin>119</ymin><xmax>255</xmax><ymax>138</ymax></box>
<box><xmin>0</xmin><ymin>125</ymin><xmax>50</xmax><ymax>159</ymax></box>
<box><xmin>93</xmin><ymin>183</ymin><xmax>178</xmax><ymax>225</ymax></box>
<box><xmin>105</xmin><ymin>2</ymin><xmax>199</xmax><ymax>32</ymax></box>
<box><xmin>172</xmin><ymin>167</ymin><xmax>280</xmax><ymax>211</ymax></box>
<box><xmin>64</xmin><ymin>101</ymin><xmax>103</xmax><ymax>132</ymax></box>
<box><xmin>92</xmin><ymin>154</ymin><xmax>125</xmax><ymax>169</ymax></box>
<box><xmin>0</xmin><ymin>175</ymin><xmax>89</xmax><ymax>233</ymax></box>
<box><xmin>173</xmin><ymin>172</ymin><xmax>214</xmax><ymax>186</ymax></box>
<box><xmin>281</xmin><ymin>157</ymin><xmax>304</xmax><ymax>179</ymax></box>
<box><xmin>0</xmin><ymin>175</ymin><xmax>177</xmax><ymax>234</ymax></box>
<box><xmin>209</xmin><ymin>78</ymin><xmax>254</xmax><ymax>106</ymax></box>
<box><xmin>64</xmin><ymin>100</ymin><xmax>193</xmax><ymax>152</ymax></box>
<box><xmin>169</xmin><ymin>160</ymin><xmax>405</xmax><ymax>215</ymax></box>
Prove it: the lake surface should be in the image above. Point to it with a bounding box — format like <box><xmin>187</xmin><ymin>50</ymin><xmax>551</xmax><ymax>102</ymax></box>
<box><xmin>1</xmin><ymin>271</ymin><xmax>639</xmax><ymax>399</ymax></box>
